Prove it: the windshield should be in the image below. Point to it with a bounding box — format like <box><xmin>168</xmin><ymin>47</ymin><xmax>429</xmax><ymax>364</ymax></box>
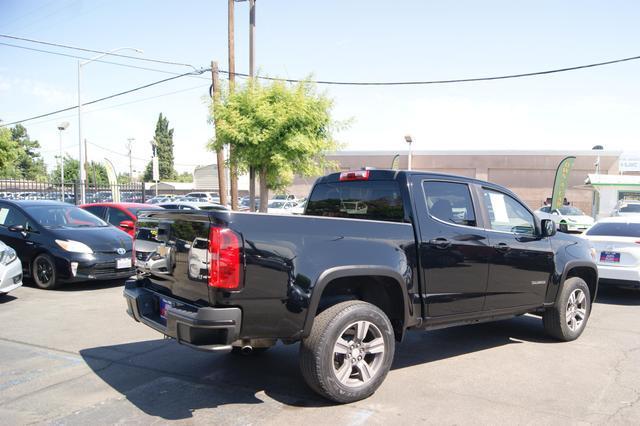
<box><xmin>558</xmin><ymin>206</ymin><xmax>584</xmax><ymax>216</ymax></box>
<box><xmin>586</xmin><ymin>222</ymin><xmax>640</xmax><ymax>237</ymax></box>
<box><xmin>269</xmin><ymin>201</ymin><xmax>286</xmax><ymax>208</ymax></box>
<box><xmin>620</xmin><ymin>204</ymin><xmax>640</xmax><ymax>213</ymax></box>
<box><xmin>29</xmin><ymin>205</ymin><xmax>108</xmax><ymax>228</ymax></box>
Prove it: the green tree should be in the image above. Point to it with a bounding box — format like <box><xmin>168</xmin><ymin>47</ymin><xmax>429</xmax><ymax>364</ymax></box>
<box><xmin>0</xmin><ymin>127</ymin><xmax>21</xmax><ymax>177</ymax></box>
<box><xmin>50</xmin><ymin>156</ymin><xmax>108</xmax><ymax>186</ymax></box>
<box><xmin>209</xmin><ymin>79</ymin><xmax>342</xmax><ymax>211</ymax></box>
<box><xmin>143</xmin><ymin>113</ymin><xmax>176</xmax><ymax>181</ymax></box>
<box><xmin>11</xmin><ymin>125</ymin><xmax>48</xmax><ymax>180</ymax></box>
<box><xmin>174</xmin><ymin>171</ymin><xmax>193</xmax><ymax>183</ymax></box>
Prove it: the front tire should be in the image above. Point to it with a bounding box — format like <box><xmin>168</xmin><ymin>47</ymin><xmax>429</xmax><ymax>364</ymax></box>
<box><xmin>32</xmin><ymin>253</ymin><xmax>59</xmax><ymax>290</ymax></box>
<box><xmin>543</xmin><ymin>277</ymin><xmax>591</xmax><ymax>341</ymax></box>
<box><xmin>300</xmin><ymin>301</ymin><xmax>395</xmax><ymax>403</ymax></box>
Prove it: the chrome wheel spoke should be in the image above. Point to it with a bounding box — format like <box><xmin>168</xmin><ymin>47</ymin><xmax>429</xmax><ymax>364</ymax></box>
<box><xmin>334</xmin><ymin>337</ymin><xmax>350</xmax><ymax>355</ymax></box>
<box><xmin>575</xmin><ymin>308</ymin><xmax>586</xmax><ymax>321</ymax></box>
<box><xmin>355</xmin><ymin>321</ymin><xmax>369</xmax><ymax>341</ymax></box>
<box><xmin>335</xmin><ymin>361</ymin><xmax>352</xmax><ymax>383</ymax></box>
<box><xmin>356</xmin><ymin>361</ymin><xmax>373</xmax><ymax>381</ymax></box>
<box><xmin>565</xmin><ymin>309</ymin><xmax>573</xmax><ymax>322</ymax></box>
<box><xmin>364</xmin><ymin>337</ymin><xmax>385</xmax><ymax>355</ymax></box>
<box><xmin>576</xmin><ymin>291</ymin><xmax>586</xmax><ymax>305</ymax></box>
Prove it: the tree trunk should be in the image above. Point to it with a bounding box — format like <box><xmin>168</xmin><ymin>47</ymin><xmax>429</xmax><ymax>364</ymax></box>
<box><xmin>249</xmin><ymin>166</ymin><xmax>256</xmax><ymax>212</ymax></box>
<box><xmin>259</xmin><ymin>166</ymin><xmax>269</xmax><ymax>212</ymax></box>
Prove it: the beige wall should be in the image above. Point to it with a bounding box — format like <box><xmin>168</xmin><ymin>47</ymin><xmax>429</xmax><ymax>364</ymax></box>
<box><xmin>287</xmin><ymin>151</ymin><xmax>621</xmax><ymax>215</ymax></box>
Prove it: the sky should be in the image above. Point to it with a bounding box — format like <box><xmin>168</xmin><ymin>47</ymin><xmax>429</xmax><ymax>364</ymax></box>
<box><xmin>1</xmin><ymin>0</ymin><xmax>640</xmax><ymax>176</ymax></box>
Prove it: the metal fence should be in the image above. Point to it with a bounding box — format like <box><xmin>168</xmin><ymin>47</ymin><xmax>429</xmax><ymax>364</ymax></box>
<box><xmin>0</xmin><ymin>179</ymin><xmax>225</xmax><ymax>205</ymax></box>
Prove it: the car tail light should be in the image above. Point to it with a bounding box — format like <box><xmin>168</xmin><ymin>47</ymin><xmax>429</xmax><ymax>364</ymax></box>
<box><xmin>208</xmin><ymin>226</ymin><xmax>241</xmax><ymax>290</ymax></box>
<box><xmin>339</xmin><ymin>170</ymin><xmax>370</xmax><ymax>181</ymax></box>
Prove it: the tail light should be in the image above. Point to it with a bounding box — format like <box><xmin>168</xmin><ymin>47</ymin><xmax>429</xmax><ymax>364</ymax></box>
<box><xmin>208</xmin><ymin>226</ymin><xmax>242</xmax><ymax>290</ymax></box>
<box><xmin>339</xmin><ymin>170</ymin><xmax>370</xmax><ymax>181</ymax></box>
<box><xmin>132</xmin><ymin>222</ymin><xmax>137</xmax><ymax>264</ymax></box>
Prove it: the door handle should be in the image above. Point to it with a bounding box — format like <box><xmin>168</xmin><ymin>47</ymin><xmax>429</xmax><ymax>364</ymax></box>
<box><xmin>493</xmin><ymin>242</ymin><xmax>511</xmax><ymax>253</ymax></box>
<box><xmin>428</xmin><ymin>238</ymin><xmax>451</xmax><ymax>249</ymax></box>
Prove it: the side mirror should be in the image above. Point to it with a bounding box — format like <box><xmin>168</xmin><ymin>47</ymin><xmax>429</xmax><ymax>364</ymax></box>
<box><xmin>119</xmin><ymin>220</ymin><xmax>135</xmax><ymax>230</ymax></box>
<box><xmin>541</xmin><ymin>219</ymin><xmax>556</xmax><ymax>237</ymax></box>
<box><xmin>8</xmin><ymin>224</ymin><xmax>25</xmax><ymax>233</ymax></box>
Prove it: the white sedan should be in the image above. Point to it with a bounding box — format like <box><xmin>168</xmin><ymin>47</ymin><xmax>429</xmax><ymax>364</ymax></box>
<box><xmin>267</xmin><ymin>200</ymin><xmax>299</xmax><ymax>215</ymax></box>
<box><xmin>581</xmin><ymin>217</ymin><xmax>640</xmax><ymax>289</ymax></box>
<box><xmin>0</xmin><ymin>241</ymin><xmax>23</xmax><ymax>295</ymax></box>
<box><xmin>536</xmin><ymin>205</ymin><xmax>594</xmax><ymax>233</ymax></box>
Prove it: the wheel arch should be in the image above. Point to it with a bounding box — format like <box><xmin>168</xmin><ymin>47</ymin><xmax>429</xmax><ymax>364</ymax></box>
<box><xmin>303</xmin><ymin>266</ymin><xmax>411</xmax><ymax>341</ymax></box>
<box><xmin>561</xmin><ymin>261</ymin><xmax>598</xmax><ymax>303</ymax></box>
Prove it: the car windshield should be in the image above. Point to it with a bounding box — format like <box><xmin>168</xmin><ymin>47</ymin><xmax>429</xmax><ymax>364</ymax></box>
<box><xmin>620</xmin><ymin>204</ymin><xmax>640</xmax><ymax>213</ymax></box>
<box><xmin>586</xmin><ymin>222</ymin><xmax>640</xmax><ymax>237</ymax></box>
<box><xmin>558</xmin><ymin>206</ymin><xmax>584</xmax><ymax>215</ymax></box>
<box><xmin>269</xmin><ymin>201</ymin><xmax>286</xmax><ymax>208</ymax></box>
<box><xmin>29</xmin><ymin>205</ymin><xmax>108</xmax><ymax>228</ymax></box>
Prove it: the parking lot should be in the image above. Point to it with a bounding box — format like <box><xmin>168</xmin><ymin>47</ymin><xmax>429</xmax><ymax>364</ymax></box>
<box><xmin>0</xmin><ymin>282</ymin><xmax>638</xmax><ymax>425</ymax></box>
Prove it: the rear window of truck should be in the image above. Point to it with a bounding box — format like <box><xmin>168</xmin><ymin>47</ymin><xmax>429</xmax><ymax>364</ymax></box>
<box><xmin>305</xmin><ymin>180</ymin><xmax>404</xmax><ymax>222</ymax></box>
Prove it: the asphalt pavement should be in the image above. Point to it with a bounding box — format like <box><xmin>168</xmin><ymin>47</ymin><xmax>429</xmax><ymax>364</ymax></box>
<box><xmin>1</xmin><ymin>281</ymin><xmax>639</xmax><ymax>425</ymax></box>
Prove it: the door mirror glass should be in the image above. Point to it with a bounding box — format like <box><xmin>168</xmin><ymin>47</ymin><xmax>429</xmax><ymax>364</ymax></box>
<box><xmin>541</xmin><ymin>219</ymin><xmax>556</xmax><ymax>237</ymax></box>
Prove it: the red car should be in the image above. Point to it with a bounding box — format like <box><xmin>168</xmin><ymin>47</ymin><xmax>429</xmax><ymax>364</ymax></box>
<box><xmin>80</xmin><ymin>202</ymin><xmax>162</xmax><ymax>237</ymax></box>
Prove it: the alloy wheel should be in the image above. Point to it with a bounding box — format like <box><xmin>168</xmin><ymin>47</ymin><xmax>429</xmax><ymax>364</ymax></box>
<box><xmin>566</xmin><ymin>289</ymin><xmax>587</xmax><ymax>332</ymax></box>
<box><xmin>332</xmin><ymin>320</ymin><xmax>385</xmax><ymax>387</ymax></box>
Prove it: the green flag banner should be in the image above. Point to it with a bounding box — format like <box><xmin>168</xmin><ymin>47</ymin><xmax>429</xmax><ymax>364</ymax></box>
<box><xmin>550</xmin><ymin>156</ymin><xmax>575</xmax><ymax>210</ymax></box>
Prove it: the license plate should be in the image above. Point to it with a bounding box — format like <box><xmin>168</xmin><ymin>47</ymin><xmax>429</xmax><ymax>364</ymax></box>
<box><xmin>600</xmin><ymin>251</ymin><xmax>620</xmax><ymax>263</ymax></box>
<box><xmin>116</xmin><ymin>258</ymin><xmax>132</xmax><ymax>269</ymax></box>
<box><xmin>159</xmin><ymin>298</ymin><xmax>171</xmax><ymax>319</ymax></box>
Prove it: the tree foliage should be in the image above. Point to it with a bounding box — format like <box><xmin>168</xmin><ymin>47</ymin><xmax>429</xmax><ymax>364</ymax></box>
<box><xmin>50</xmin><ymin>155</ymin><xmax>108</xmax><ymax>185</ymax></box>
<box><xmin>0</xmin><ymin>124</ymin><xmax>48</xmax><ymax>180</ymax></box>
<box><xmin>209</xmin><ymin>79</ymin><xmax>342</xmax><ymax>210</ymax></box>
<box><xmin>143</xmin><ymin>113</ymin><xmax>177</xmax><ymax>181</ymax></box>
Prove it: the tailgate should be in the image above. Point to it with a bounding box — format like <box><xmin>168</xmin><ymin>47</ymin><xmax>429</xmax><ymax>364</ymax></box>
<box><xmin>134</xmin><ymin>210</ymin><xmax>213</xmax><ymax>304</ymax></box>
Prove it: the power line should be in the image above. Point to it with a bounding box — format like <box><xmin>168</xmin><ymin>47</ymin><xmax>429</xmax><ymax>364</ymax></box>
<box><xmin>0</xmin><ymin>69</ymin><xmax>209</xmax><ymax>127</ymax></box>
<box><xmin>0</xmin><ymin>42</ymin><xmax>209</xmax><ymax>79</ymax></box>
<box><xmin>3</xmin><ymin>33</ymin><xmax>639</xmax><ymax>86</ymax></box>
<box><xmin>22</xmin><ymin>83</ymin><xmax>210</xmax><ymax>128</ymax></box>
<box><xmin>0</xmin><ymin>33</ymin><xmax>197</xmax><ymax>69</ymax></box>
<box><xmin>226</xmin><ymin>54</ymin><xmax>640</xmax><ymax>86</ymax></box>
<box><xmin>86</xmin><ymin>140</ymin><xmax>203</xmax><ymax>167</ymax></box>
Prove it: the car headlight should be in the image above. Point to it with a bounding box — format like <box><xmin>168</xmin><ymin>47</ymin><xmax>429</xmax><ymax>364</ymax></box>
<box><xmin>55</xmin><ymin>239</ymin><xmax>94</xmax><ymax>254</ymax></box>
<box><xmin>0</xmin><ymin>246</ymin><xmax>17</xmax><ymax>265</ymax></box>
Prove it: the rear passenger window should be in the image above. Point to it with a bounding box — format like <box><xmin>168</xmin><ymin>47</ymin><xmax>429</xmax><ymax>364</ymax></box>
<box><xmin>423</xmin><ymin>181</ymin><xmax>476</xmax><ymax>226</ymax></box>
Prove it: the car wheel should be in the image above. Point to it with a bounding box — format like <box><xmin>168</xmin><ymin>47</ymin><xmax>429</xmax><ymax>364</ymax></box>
<box><xmin>543</xmin><ymin>277</ymin><xmax>591</xmax><ymax>341</ymax></box>
<box><xmin>559</xmin><ymin>221</ymin><xmax>568</xmax><ymax>233</ymax></box>
<box><xmin>32</xmin><ymin>253</ymin><xmax>59</xmax><ymax>290</ymax></box>
<box><xmin>300</xmin><ymin>300</ymin><xmax>395</xmax><ymax>403</ymax></box>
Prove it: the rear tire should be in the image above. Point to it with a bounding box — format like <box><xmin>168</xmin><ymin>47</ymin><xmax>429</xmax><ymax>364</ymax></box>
<box><xmin>543</xmin><ymin>277</ymin><xmax>591</xmax><ymax>341</ymax></box>
<box><xmin>300</xmin><ymin>301</ymin><xmax>395</xmax><ymax>403</ymax></box>
<box><xmin>32</xmin><ymin>254</ymin><xmax>59</xmax><ymax>290</ymax></box>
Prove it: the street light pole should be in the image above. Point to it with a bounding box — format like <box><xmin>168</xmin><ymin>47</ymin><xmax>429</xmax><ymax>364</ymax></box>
<box><xmin>57</xmin><ymin>122</ymin><xmax>69</xmax><ymax>201</ymax></box>
<box><xmin>77</xmin><ymin>47</ymin><xmax>143</xmax><ymax>204</ymax></box>
<box><xmin>404</xmin><ymin>135</ymin><xmax>413</xmax><ymax>171</ymax></box>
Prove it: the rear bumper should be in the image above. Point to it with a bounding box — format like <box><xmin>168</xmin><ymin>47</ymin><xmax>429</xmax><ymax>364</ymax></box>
<box><xmin>123</xmin><ymin>279</ymin><xmax>241</xmax><ymax>351</ymax></box>
<box><xmin>597</xmin><ymin>264</ymin><xmax>640</xmax><ymax>282</ymax></box>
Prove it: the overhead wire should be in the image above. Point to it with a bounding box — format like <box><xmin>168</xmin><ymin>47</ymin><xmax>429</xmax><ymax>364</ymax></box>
<box><xmin>0</xmin><ymin>68</ymin><xmax>210</xmax><ymax>127</ymax></box>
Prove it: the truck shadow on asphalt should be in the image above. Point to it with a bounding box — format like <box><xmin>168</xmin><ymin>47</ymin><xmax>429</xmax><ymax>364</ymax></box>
<box><xmin>79</xmin><ymin>314</ymin><xmax>557</xmax><ymax>419</ymax></box>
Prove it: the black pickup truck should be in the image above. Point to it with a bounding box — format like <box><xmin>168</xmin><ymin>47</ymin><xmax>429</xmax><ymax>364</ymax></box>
<box><xmin>124</xmin><ymin>169</ymin><xmax>598</xmax><ymax>403</ymax></box>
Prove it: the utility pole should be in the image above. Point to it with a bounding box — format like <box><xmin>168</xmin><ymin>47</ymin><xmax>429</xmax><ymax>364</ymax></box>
<box><xmin>212</xmin><ymin>61</ymin><xmax>228</xmax><ymax>206</ymax></box>
<box><xmin>228</xmin><ymin>0</ymin><xmax>239</xmax><ymax>210</ymax></box>
<box><xmin>248</xmin><ymin>0</ymin><xmax>257</xmax><ymax>212</ymax></box>
<box><xmin>126</xmin><ymin>138</ymin><xmax>135</xmax><ymax>182</ymax></box>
